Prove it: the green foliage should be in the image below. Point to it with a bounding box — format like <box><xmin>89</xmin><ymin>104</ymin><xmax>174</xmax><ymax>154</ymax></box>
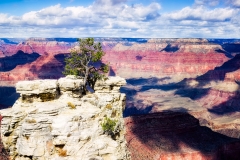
<box><xmin>63</xmin><ymin>38</ymin><xmax>109</xmax><ymax>93</ymax></box>
<box><xmin>101</xmin><ymin>117</ymin><xmax>117</xmax><ymax>135</ymax></box>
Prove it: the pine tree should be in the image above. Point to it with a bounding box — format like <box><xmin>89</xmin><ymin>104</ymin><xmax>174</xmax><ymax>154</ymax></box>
<box><xmin>63</xmin><ymin>38</ymin><xmax>109</xmax><ymax>94</ymax></box>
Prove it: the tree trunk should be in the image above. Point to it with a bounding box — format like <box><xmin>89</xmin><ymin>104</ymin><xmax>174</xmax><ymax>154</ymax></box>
<box><xmin>82</xmin><ymin>67</ymin><xmax>89</xmax><ymax>94</ymax></box>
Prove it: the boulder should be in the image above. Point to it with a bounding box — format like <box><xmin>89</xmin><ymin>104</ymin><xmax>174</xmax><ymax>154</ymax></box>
<box><xmin>95</xmin><ymin>76</ymin><xmax>127</xmax><ymax>93</ymax></box>
<box><xmin>16</xmin><ymin>80</ymin><xmax>58</xmax><ymax>102</ymax></box>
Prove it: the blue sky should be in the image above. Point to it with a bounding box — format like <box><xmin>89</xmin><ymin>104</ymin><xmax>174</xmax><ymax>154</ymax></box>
<box><xmin>0</xmin><ymin>0</ymin><xmax>239</xmax><ymax>38</ymax></box>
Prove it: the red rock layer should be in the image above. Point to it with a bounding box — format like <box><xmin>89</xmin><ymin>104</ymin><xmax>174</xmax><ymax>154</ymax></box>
<box><xmin>0</xmin><ymin>39</ymin><xmax>72</xmax><ymax>56</ymax></box>
<box><xmin>0</xmin><ymin>39</ymin><xmax>231</xmax><ymax>82</ymax></box>
<box><xmin>0</xmin><ymin>54</ymin><xmax>64</xmax><ymax>84</ymax></box>
<box><xmin>102</xmin><ymin>41</ymin><xmax>229</xmax><ymax>79</ymax></box>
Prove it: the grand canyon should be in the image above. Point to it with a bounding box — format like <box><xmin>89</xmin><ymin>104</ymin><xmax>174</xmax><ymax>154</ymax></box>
<box><xmin>1</xmin><ymin>38</ymin><xmax>240</xmax><ymax>159</ymax></box>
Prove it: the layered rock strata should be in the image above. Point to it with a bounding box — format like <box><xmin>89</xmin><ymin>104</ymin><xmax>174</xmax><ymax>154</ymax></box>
<box><xmin>0</xmin><ymin>38</ymin><xmax>234</xmax><ymax>84</ymax></box>
<box><xmin>102</xmin><ymin>39</ymin><xmax>229</xmax><ymax>80</ymax></box>
<box><xmin>0</xmin><ymin>38</ymin><xmax>73</xmax><ymax>56</ymax></box>
<box><xmin>0</xmin><ymin>76</ymin><xmax>129</xmax><ymax>160</ymax></box>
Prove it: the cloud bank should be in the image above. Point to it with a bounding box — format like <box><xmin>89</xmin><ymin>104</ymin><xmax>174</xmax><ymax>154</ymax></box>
<box><xmin>0</xmin><ymin>0</ymin><xmax>239</xmax><ymax>38</ymax></box>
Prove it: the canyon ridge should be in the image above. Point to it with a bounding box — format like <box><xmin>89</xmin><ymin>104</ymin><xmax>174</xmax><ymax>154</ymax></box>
<box><xmin>1</xmin><ymin>38</ymin><xmax>240</xmax><ymax>159</ymax></box>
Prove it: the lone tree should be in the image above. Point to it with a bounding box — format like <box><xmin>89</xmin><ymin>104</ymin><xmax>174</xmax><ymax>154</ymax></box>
<box><xmin>63</xmin><ymin>38</ymin><xmax>109</xmax><ymax>93</ymax></box>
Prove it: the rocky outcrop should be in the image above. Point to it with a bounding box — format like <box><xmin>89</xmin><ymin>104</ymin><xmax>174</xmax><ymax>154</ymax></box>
<box><xmin>0</xmin><ymin>76</ymin><xmax>129</xmax><ymax>160</ymax></box>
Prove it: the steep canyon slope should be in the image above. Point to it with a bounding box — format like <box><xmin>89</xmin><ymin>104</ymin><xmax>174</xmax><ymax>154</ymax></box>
<box><xmin>1</xmin><ymin>38</ymin><xmax>240</xmax><ymax>159</ymax></box>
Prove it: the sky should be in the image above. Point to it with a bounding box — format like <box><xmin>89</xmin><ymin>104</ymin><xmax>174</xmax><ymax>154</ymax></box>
<box><xmin>0</xmin><ymin>0</ymin><xmax>240</xmax><ymax>38</ymax></box>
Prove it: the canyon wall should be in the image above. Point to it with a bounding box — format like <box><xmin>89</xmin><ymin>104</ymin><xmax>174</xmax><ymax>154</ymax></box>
<box><xmin>1</xmin><ymin>38</ymin><xmax>240</xmax><ymax>159</ymax></box>
<box><xmin>1</xmin><ymin>38</ymin><xmax>239</xmax><ymax>84</ymax></box>
<box><xmin>0</xmin><ymin>76</ymin><xmax>129</xmax><ymax>160</ymax></box>
<box><xmin>102</xmin><ymin>39</ymin><xmax>229</xmax><ymax>80</ymax></box>
<box><xmin>1</xmin><ymin>38</ymin><xmax>238</xmax><ymax>86</ymax></box>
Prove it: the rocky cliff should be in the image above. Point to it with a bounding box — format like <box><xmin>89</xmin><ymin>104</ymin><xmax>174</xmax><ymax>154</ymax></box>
<box><xmin>0</xmin><ymin>76</ymin><xmax>129</xmax><ymax>160</ymax></box>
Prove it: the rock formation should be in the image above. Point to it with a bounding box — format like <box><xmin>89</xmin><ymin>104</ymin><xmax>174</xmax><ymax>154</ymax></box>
<box><xmin>0</xmin><ymin>76</ymin><xmax>129</xmax><ymax>160</ymax></box>
<box><xmin>0</xmin><ymin>38</ymin><xmax>239</xmax><ymax>85</ymax></box>
<box><xmin>102</xmin><ymin>39</ymin><xmax>229</xmax><ymax>80</ymax></box>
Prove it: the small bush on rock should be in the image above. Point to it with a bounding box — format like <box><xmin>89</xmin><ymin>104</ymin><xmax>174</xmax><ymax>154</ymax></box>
<box><xmin>101</xmin><ymin>117</ymin><xmax>117</xmax><ymax>135</ymax></box>
<box><xmin>58</xmin><ymin>149</ymin><xmax>67</xmax><ymax>157</ymax></box>
<box><xmin>106</xmin><ymin>104</ymin><xmax>112</xmax><ymax>109</ymax></box>
<box><xmin>25</xmin><ymin>118</ymin><xmax>37</xmax><ymax>123</ymax></box>
<box><xmin>67</xmin><ymin>102</ymin><xmax>76</xmax><ymax>109</ymax></box>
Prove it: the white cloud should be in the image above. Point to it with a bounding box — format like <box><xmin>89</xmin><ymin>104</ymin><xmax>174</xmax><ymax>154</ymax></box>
<box><xmin>0</xmin><ymin>0</ymin><xmax>239</xmax><ymax>38</ymax></box>
<box><xmin>228</xmin><ymin>0</ymin><xmax>240</xmax><ymax>7</ymax></box>
<box><xmin>94</xmin><ymin>0</ymin><xmax>127</xmax><ymax>6</ymax></box>
<box><xmin>37</xmin><ymin>4</ymin><xmax>72</xmax><ymax>17</ymax></box>
<box><xmin>0</xmin><ymin>2</ymin><xmax>161</xmax><ymax>27</ymax></box>
<box><xmin>165</xmin><ymin>6</ymin><xmax>237</xmax><ymax>21</ymax></box>
<box><xmin>195</xmin><ymin>0</ymin><xmax>220</xmax><ymax>6</ymax></box>
<box><xmin>0</xmin><ymin>14</ymin><xmax>9</xmax><ymax>24</ymax></box>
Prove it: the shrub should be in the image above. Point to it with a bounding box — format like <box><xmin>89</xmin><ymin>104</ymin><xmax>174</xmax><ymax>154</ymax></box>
<box><xmin>106</xmin><ymin>104</ymin><xmax>112</xmax><ymax>109</ymax></box>
<box><xmin>25</xmin><ymin>118</ymin><xmax>36</xmax><ymax>123</ymax></box>
<box><xmin>58</xmin><ymin>148</ymin><xmax>67</xmax><ymax>157</ymax></box>
<box><xmin>101</xmin><ymin>117</ymin><xmax>117</xmax><ymax>135</ymax></box>
<box><xmin>67</xmin><ymin>102</ymin><xmax>76</xmax><ymax>109</ymax></box>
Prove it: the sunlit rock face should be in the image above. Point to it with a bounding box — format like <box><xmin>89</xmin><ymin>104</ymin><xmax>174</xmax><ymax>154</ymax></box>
<box><xmin>102</xmin><ymin>39</ymin><xmax>229</xmax><ymax>80</ymax></box>
<box><xmin>0</xmin><ymin>76</ymin><xmax>129</xmax><ymax>160</ymax></box>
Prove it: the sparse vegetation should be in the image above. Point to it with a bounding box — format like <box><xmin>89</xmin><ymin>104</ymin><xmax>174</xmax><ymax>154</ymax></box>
<box><xmin>58</xmin><ymin>148</ymin><xmax>67</xmax><ymax>157</ymax></box>
<box><xmin>25</xmin><ymin>118</ymin><xmax>36</xmax><ymax>123</ymax></box>
<box><xmin>106</xmin><ymin>104</ymin><xmax>112</xmax><ymax>109</ymax></box>
<box><xmin>101</xmin><ymin>117</ymin><xmax>117</xmax><ymax>135</ymax></box>
<box><xmin>67</xmin><ymin>102</ymin><xmax>76</xmax><ymax>109</ymax></box>
<box><xmin>56</xmin><ymin>145</ymin><xmax>67</xmax><ymax>157</ymax></box>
